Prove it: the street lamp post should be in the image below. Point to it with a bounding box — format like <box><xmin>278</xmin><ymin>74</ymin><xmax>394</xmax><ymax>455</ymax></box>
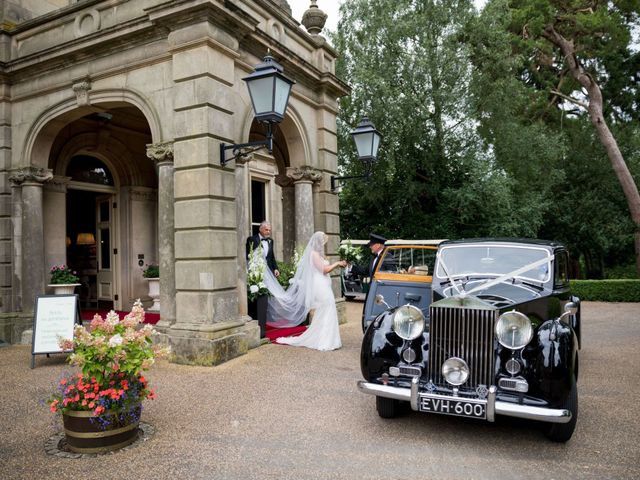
<box><xmin>220</xmin><ymin>53</ymin><xmax>295</xmax><ymax>167</ymax></box>
<box><xmin>330</xmin><ymin>117</ymin><xmax>381</xmax><ymax>192</ymax></box>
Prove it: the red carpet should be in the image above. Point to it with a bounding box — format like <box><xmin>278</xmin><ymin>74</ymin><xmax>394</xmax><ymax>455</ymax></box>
<box><xmin>265</xmin><ymin>325</ymin><xmax>306</xmax><ymax>343</ymax></box>
<box><xmin>80</xmin><ymin>309</ymin><xmax>160</xmax><ymax>325</ymax></box>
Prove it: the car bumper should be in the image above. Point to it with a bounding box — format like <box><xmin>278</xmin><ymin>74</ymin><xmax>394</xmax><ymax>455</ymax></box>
<box><xmin>357</xmin><ymin>379</ymin><xmax>572</xmax><ymax>424</ymax></box>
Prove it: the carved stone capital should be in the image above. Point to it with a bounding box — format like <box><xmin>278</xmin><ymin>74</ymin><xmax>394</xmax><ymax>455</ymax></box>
<box><xmin>146</xmin><ymin>141</ymin><xmax>174</xmax><ymax>166</ymax></box>
<box><xmin>9</xmin><ymin>167</ymin><xmax>53</xmax><ymax>186</ymax></box>
<box><xmin>44</xmin><ymin>175</ymin><xmax>72</xmax><ymax>193</ymax></box>
<box><xmin>72</xmin><ymin>78</ymin><xmax>92</xmax><ymax>106</ymax></box>
<box><xmin>275</xmin><ymin>174</ymin><xmax>293</xmax><ymax>188</ymax></box>
<box><xmin>286</xmin><ymin>166</ymin><xmax>322</xmax><ymax>184</ymax></box>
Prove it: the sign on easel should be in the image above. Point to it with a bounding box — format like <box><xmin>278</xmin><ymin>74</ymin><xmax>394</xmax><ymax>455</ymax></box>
<box><xmin>31</xmin><ymin>295</ymin><xmax>81</xmax><ymax>369</ymax></box>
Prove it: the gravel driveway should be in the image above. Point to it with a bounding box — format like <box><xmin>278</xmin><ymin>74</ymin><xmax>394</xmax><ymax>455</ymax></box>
<box><xmin>0</xmin><ymin>301</ymin><xmax>638</xmax><ymax>479</ymax></box>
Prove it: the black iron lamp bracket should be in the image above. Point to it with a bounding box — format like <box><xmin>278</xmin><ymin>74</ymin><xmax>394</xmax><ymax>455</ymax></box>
<box><xmin>330</xmin><ymin>172</ymin><xmax>370</xmax><ymax>192</ymax></box>
<box><xmin>220</xmin><ymin>124</ymin><xmax>274</xmax><ymax>167</ymax></box>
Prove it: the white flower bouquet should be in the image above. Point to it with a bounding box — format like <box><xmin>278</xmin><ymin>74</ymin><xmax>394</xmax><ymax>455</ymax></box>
<box><xmin>247</xmin><ymin>245</ymin><xmax>270</xmax><ymax>302</ymax></box>
<box><xmin>338</xmin><ymin>240</ymin><xmax>364</xmax><ymax>264</ymax></box>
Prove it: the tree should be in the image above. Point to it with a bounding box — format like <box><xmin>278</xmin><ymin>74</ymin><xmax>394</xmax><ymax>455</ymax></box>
<box><xmin>333</xmin><ymin>0</ymin><xmax>529</xmax><ymax>240</ymax></box>
<box><xmin>501</xmin><ymin>0</ymin><xmax>640</xmax><ymax>274</ymax></box>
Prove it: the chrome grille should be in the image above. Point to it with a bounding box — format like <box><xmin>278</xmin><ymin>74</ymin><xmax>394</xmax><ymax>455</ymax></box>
<box><xmin>428</xmin><ymin>305</ymin><xmax>497</xmax><ymax>388</ymax></box>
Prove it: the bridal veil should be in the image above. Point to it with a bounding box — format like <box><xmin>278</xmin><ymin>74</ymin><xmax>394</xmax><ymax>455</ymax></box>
<box><xmin>260</xmin><ymin>231</ymin><xmax>328</xmax><ymax>328</ymax></box>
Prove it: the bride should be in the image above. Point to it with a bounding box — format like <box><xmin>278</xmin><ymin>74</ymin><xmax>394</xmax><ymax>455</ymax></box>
<box><xmin>261</xmin><ymin>231</ymin><xmax>346</xmax><ymax>351</ymax></box>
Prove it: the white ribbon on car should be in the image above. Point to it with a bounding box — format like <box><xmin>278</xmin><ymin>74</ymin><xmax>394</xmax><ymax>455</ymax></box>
<box><xmin>462</xmin><ymin>255</ymin><xmax>552</xmax><ymax>297</ymax></box>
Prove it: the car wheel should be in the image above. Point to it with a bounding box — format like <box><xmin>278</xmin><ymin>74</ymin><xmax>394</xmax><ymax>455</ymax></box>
<box><xmin>376</xmin><ymin>396</ymin><xmax>404</xmax><ymax>418</ymax></box>
<box><xmin>545</xmin><ymin>376</ymin><xmax>578</xmax><ymax>443</ymax></box>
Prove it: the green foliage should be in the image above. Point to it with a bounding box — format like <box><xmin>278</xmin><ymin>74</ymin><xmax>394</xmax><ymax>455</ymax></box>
<box><xmin>467</xmin><ymin>0</ymin><xmax>640</xmax><ymax>277</ymax></box>
<box><xmin>276</xmin><ymin>260</ymin><xmax>296</xmax><ymax>288</ymax></box>
<box><xmin>49</xmin><ymin>264</ymin><xmax>80</xmax><ymax>284</ymax></box>
<box><xmin>335</xmin><ymin>0</ymin><xmax>532</xmax><ymax>240</ymax></box>
<box><xmin>142</xmin><ymin>264</ymin><xmax>159</xmax><ymax>278</ymax></box>
<box><xmin>570</xmin><ymin>279</ymin><xmax>640</xmax><ymax>302</ymax></box>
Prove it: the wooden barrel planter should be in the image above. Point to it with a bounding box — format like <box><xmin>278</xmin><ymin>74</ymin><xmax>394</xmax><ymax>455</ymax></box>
<box><xmin>62</xmin><ymin>405</ymin><xmax>141</xmax><ymax>453</ymax></box>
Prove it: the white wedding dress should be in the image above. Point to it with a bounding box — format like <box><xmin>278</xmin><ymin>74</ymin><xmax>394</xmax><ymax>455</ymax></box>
<box><xmin>276</xmin><ymin>258</ymin><xmax>341</xmax><ymax>351</ymax></box>
<box><xmin>260</xmin><ymin>232</ymin><xmax>342</xmax><ymax>351</ymax></box>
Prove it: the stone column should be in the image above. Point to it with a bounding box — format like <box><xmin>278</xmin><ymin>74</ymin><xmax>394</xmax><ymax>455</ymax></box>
<box><xmin>286</xmin><ymin>166</ymin><xmax>322</xmax><ymax>247</ymax></box>
<box><xmin>234</xmin><ymin>153</ymin><xmax>253</xmax><ymax>317</ymax></box>
<box><xmin>163</xmin><ymin>23</ymin><xmax>259</xmax><ymax>365</ymax></box>
<box><xmin>9</xmin><ymin>182</ymin><xmax>22</xmax><ymax>312</ymax></box>
<box><xmin>275</xmin><ymin>174</ymin><xmax>295</xmax><ymax>261</ymax></box>
<box><xmin>9</xmin><ymin>167</ymin><xmax>52</xmax><ymax>313</ymax></box>
<box><xmin>146</xmin><ymin>141</ymin><xmax>176</xmax><ymax>331</ymax></box>
<box><xmin>43</xmin><ymin>176</ymin><xmax>71</xmax><ymax>274</ymax></box>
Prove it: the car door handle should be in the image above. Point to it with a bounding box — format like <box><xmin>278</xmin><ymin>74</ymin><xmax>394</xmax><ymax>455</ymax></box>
<box><xmin>405</xmin><ymin>293</ymin><xmax>421</xmax><ymax>302</ymax></box>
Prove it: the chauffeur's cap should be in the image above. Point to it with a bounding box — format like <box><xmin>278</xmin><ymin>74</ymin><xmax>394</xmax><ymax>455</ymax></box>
<box><xmin>367</xmin><ymin>233</ymin><xmax>387</xmax><ymax>247</ymax></box>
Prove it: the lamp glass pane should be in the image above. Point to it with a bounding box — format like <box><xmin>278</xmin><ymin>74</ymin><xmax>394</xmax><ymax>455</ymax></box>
<box><xmin>273</xmin><ymin>77</ymin><xmax>292</xmax><ymax>116</ymax></box>
<box><xmin>247</xmin><ymin>77</ymin><xmax>275</xmax><ymax>115</ymax></box>
<box><xmin>353</xmin><ymin>132</ymin><xmax>373</xmax><ymax>158</ymax></box>
<box><xmin>371</xmin><ymin>133</ymin><xmax>380</xmax><ymax>157</ymax></box>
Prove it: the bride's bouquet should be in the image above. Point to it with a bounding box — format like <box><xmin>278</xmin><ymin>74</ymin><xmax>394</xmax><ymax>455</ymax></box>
<box><xmin>338</xmin><ymin>240</ymin><xmax>364</xmax><ymax>264</ymax></box>
<box><xmin>247</xmin><ymin>245</ymin><xmax>270</xmax><ymax>301</ymax></box>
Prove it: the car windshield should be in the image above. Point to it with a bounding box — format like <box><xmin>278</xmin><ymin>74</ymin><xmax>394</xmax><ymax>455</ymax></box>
<box><xmin>378</xmin><ymin>247</ymin><xmax>437</xmax><ymax>276</ymax></box>
<box><xmin>435</xmin><ymin>244</ymin><xmax>552</xmax><ymax>283</ymax></box>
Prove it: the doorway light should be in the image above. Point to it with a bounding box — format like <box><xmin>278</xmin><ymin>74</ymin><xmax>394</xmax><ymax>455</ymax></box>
<box><xmin>76</xmin><ymin>232</ymin><xmax>96</xmax><ymax>245</ymax></box>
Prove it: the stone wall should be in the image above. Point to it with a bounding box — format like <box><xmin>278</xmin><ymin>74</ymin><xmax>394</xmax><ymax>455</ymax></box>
<box><xmin>0</xmin><ymin>0</ymin><xmax>350</xmax><ymax>360</ymax></box>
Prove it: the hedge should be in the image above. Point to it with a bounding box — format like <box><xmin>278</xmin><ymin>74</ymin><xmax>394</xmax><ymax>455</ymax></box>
<box><xmin>570</xmin><ymin>280</ymin><xmax>640</xmax><ymax>302</ymax></box>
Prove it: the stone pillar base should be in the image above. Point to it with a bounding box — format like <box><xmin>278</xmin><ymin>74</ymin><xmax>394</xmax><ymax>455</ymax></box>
<box><xmin>0</xmin><ymin>313</ymin><xmax>34</xmax><ymax>345</ymax></box>
<box><xmin>153</xmin><ymin>317</ymin><xmax>261</xmax><ymax>366</ymax></box>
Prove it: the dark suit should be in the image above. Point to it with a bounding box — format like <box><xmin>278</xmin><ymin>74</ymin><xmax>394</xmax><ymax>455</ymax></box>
<box><xmin>246</xmin><ymin>234</ymin><xmax>278</xmax><ymax>273</ymax></box>
<box><xmin>351</xmin><ymin>250</ymin><xmax>395</xmax><ymax>278</ymax></box>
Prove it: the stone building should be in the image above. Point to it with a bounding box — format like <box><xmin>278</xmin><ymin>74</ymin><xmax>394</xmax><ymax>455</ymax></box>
<box><xmin>0</xmin><ymin>0</ymin><xmax>348</xmax><ymax>364</ymax></box>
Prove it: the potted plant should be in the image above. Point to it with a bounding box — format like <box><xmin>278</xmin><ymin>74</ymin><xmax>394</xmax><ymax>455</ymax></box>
<box><xmin>142</xmin><ymin>264</ymin><xmax>160</xmax><ymax>312</ymax></box>
<box><xmin>247</xmin><ymin>245</ymin><xmax>270</xmax><ymax>338</ymax></box>
<box><xmin>48</xmin><ymin>264</ymin><xmax>81</xmax><ymax>295</ymax></box>
<box><xmin>48</xmin><ymin>300</ymin><xmax>169</xmax><ymax>453</ymax></box>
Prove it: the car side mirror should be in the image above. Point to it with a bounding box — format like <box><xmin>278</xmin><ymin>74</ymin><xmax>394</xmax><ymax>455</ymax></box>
<box><xmin>564</xmin><ymin>302</ymin><xmax>578</xmax><ymax>315</ymax></box>
<box><xmin>558</xmin><ymin>302</ymin><xmax>578</xmax><ymax>324</ymax></box>
<box><xmin>375</xmin><ymin>294</ymin><xmax>390</xmax><ymax>309</ymax></box>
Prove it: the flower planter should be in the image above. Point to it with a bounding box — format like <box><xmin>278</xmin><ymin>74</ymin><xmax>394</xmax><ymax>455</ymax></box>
<box><xmin>62</xmin><ymin>405</ymin><xmax>141</xmax><ymax>454</ymax></box>
<box><xmin>146</xmin><ymin>278</ymin><xmax>160</xmax><ymax>312</ymax></box>
<box><xmin>48</xmin><ymin>283</ymin><xmax>81</xmax><ymax>295</ymax></box>
<box><xmin>248</xmin><ymin>294</ymin><xmax>268</xmax><ymax>338</ymax></box>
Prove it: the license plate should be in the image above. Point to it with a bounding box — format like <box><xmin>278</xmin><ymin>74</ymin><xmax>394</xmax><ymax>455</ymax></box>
<box><xmin>419</xmin><ymin>394</ymin><xmax>486</xmax><ymax>419</ymax></box>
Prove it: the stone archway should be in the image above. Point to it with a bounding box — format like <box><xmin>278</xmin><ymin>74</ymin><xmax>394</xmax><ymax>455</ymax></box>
<box><xmin>12</xmin><ymin>95</ymin><xmax>163</xmax><ymax>315</ymax></box>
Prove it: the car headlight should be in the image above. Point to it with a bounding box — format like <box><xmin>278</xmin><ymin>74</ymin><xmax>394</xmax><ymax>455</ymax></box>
<box><xmin>442</xmin><ymin>357</ymin><xmax>469</xmax><ymax>386</ymax></box>
<box><xmin>392</xmin><ymin>305</ymin><xmax>425</xmax><ymax>340</ymax></box>
<box><xmin>495</xmin><ymin>310</ymin><xmax>533</xmax><ymax>349</ymax></box>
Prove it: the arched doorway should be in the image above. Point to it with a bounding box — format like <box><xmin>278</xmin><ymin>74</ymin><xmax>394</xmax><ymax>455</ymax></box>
<box><xmin>42</xmin><ymin>105</ymin><xmax>157</xmax><ymax>312</ymax></box>
<box><xmin>64</xmin><ymin>155</ymin><xmax>118</xmax><ymax>310</ymax></box>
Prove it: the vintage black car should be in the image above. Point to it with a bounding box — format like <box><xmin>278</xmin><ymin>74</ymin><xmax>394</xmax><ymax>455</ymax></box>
<box><xmin>358</xmin><ymin>239</ymin><xmax>581</xmax><ymax>442</ymax></box>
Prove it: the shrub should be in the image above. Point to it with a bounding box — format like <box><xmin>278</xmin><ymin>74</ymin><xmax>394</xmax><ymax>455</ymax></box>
<box><xmin>142</xmin><ymin>264</ymin><xmax>159</xmax><ymax>278</ymax></box>
<box><xmin>570</xmin><ymin>280</ymin><xmax>640</xmax><ymax>302</ymax></box>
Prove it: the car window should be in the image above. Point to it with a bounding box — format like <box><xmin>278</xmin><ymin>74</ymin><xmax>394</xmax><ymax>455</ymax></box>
<box><xmin>436</xmin><ymin>245</ymin><xmax>552</xmax><ymax>282</ymax></box>
<box><xmin>554</xmin><ymin>251</ymin><xmax>569</xmax><ymax>287</ymax></box>
<box><xmin>378</xmin><ymin>247</ymin><xmax>437</xmax><ymax>275</ymax></box>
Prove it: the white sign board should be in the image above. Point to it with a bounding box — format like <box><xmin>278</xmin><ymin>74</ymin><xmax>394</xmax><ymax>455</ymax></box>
<box><xmin>31</xmin><ymin>295</ymin><xmax>79</xmax><ymax>361</ymax></box>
